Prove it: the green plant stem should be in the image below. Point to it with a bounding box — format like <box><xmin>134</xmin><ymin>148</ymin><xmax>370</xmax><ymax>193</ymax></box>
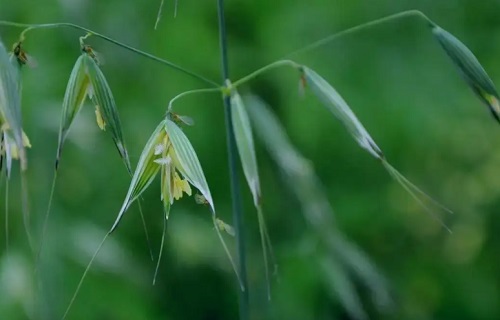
<box><xmin>0</xmin><ymin>21</ymin><xmax>218</xmax><ymax>87</ymax></box>
<box><xmin>168</xmin><ymin>88</ymin><xmax>222</xmax><ymax>111</ymax></box>
<box><xmin>4</xmin><ymin>177</ymin><xmax>8</xmax><ymax>252</ymax></box>
<box><xmin>217</xmin><ymin>1</ymin><xmax>249</xmax><ymax>319</ymax></box>
<box><xmin>286</xmin><ymin>9</ymin><xmax>432</xmax><ymax>58</ymax></box>
<box><xmin>231</xmin><ymin>59</ymin><xmax>299</xmax><ymax>88</ymax></box>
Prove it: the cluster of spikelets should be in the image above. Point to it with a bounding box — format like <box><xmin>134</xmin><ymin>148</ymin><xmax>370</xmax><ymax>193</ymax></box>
<box><xmin>1</xmin><ymin>13</ymin><xmax>500</xmax><ymax>320</ymax></box>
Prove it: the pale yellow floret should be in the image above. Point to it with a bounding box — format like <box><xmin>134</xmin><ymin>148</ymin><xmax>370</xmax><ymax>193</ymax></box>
<box><xmin>172</xmin><ymin>172</ymin><xmax>191</xmax><ymax>200</ymax></box>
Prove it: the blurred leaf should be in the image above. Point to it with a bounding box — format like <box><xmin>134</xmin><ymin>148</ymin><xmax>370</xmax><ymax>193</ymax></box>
<box><xmin>245</xmin><ymin>95</ymin><xmax>392</xmax><ymax>317</ymax></box>
<box><xmin>321</xmin><ymin>256</ymin><xmax>367</xmax><ymax>320</ymax></box>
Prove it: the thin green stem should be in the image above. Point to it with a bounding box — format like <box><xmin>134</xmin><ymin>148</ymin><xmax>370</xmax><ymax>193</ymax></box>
<box><xmin>62</xmin><ymin>232</ymin><xmax>109</xmax><ymax>320</ymax></box>
<box><xmin>5</xmin><ymin>177</ymin><xmax>9</xmax><ymax>252</ymax></box>
<box><xmin>137</xmin><ymin>200</ymin><xmax>154</xmax><ymax>261</ymax></box>
<box><xmin>168</xmin><ymin>88</ymin><xmax>222</xmax><ymax>111</ymax></box>
<box><xmin>0</xmin><ymin>21</ymin><xmax>219</xmax><ymax>87</ymax></box>
<box><xmin>154</xmin><ymin>0</ymin><xmax>165</xmax><ymax>30</ymax></box>
<box><xmin>286</xmin><ymin>9</ymin><xmax>433</xmax><ymax>58</ymax></box>
<box><xmin>152</xmin><ymin>217</ymin><xmax>167</xmax><ymax>285</ymax></box>
<box><xmin>21</xmin><ymin>170</ymin><xmax>34</xmax><ymax>252</ymax></box>
<box><xmin>35</xmin><ymin>170</ymin><xmax>58</xmax><ymax>270</ymax></box>
<box><xmin>231</xmin><ymin>59</ymin><xmax>299</xmax><ymax>88</ymax></box>
<box><xmin>217</xmin><ymin>1</ymin><xmax>249</xmax><ymax>319</ymax></box>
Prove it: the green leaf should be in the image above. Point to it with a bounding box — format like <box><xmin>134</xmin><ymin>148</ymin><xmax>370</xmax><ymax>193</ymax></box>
<box><xmin>302</xmin><ymin>67</ymin><xmax>382</xmax><ymax>159</ymax></box>
<box><xmin>84</xmin><ymin>55</ymin><xmax>132</xmax><ymax>173</ymax></box>
<box><xmin>56</xmin><ymin>54</ymin><xmax>90</xmax><ymax>169</ymax></box>
<box><xmin>0</xmin><ymin>39</ymin><xmax>25</xmax><ymax>170</ymax></box>
<box><xmin>110</xmin><ymin>120</ymin><xmax>165</xmax><ymax>232</ymax></box>
<box><xmin>164</xmin><ymin>119</ymin><xmax>214</xmax><ymax>212</ymax></box>
<box><xmin>432</xmin><ymin>25</ymin><xmax>500</xmax><ymax>122</ymax></box>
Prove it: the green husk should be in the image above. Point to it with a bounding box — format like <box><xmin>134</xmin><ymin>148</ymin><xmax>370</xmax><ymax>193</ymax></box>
<box><xmin>110</xmin><ymin>120</ymin><xmax>165</xmax><ymax>232</ymax></box>
<box><xmin>432</xmin><ymin>25</ymin><xmax>500</xmax><ymax>122</ymax></box>
<box><xmin>163</xmin><ymin>119</ymin><xmax>243</xmax><ymax>290</ymax></box>
<box><xmin>302</xmin><ymin>67</ymin><xmax>382</xmax><ymax>159</ymax></box>
<box><xmin>0</xmin><ymin>39</ymin><xmax>26</xmax><ymax>171</ymax></box>
<box><xmin>56</xmin><ymin>52</ymin><xmax>131</xmax><ymax>172</ymax></box>
<box><xmin>56</xmin><ymin>54</ymin><xmax>89</xmax><ymax>169</ymax></box>
<box><xmin>85</xmin><ymin>55</ymin><xmax>132</xmax><ymax>173</ymax></box>
<box><xmin>164</xmin><ymin>119</ymin><xmax>214</xmax><ymax>211</ymax></box>
<box><xmin>231</xmin><ymin>90</ymin><xmax>274</xmax><ymax>299</ymax></box>
<box><xmin>302</xmin><ymin>67</ymin><xmax>452</xmax><ymax>225</ymax></box>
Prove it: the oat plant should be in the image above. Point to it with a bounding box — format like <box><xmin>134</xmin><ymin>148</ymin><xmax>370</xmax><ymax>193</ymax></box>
<box><xmin>0</xmin><ymin>6</ymin><xmax>499</xmax><ymax>320</ymax></box>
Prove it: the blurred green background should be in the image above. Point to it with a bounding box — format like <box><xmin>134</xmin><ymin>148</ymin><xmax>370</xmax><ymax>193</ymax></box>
<box><xmin>1</xmin><ymin>0</ymin><xmax>500</xmax><ymax>319</ymax></box>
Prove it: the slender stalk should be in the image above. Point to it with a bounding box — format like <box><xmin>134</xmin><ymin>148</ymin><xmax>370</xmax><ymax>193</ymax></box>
<box><xmin>168</xmin><ymin>87</ymin><xmax>222</xmax><ymax>111</ymax></box>
<box><xmin>35</xmin><ymin>171</ymin><xmax>58</xmax><ymax>269</ymax></box>
<box><xmin>285</xmin><ymin>9</ymin><xmax>432</xmax><ymax>58</ymax></box>
<box><xmin>217</xmin><ymin>1</ymin><xmax>249</xmax><ymax>319</ymax></box>
<box><xmin>231</xmin><ymin>59</ymin><xmax>299</xmax><ymax>88</ymax></box>
<box><xmin>5</xmin><ymin>177</ymin><xmax>9</xmax><ymax>252</ymax></box>
<box><xmin>0</xmin><ymin>21</ymin><xmax>218</xmax><ymax>87</ymax></box>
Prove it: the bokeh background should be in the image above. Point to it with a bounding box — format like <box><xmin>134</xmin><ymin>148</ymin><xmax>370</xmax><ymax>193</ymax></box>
<box><xmin>1</xmin><ymin>0</ymin><xmax>500</xmax><ymax>319</ymax></box>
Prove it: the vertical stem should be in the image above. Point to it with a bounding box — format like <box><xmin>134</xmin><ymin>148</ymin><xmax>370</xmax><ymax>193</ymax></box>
<box><xmin>216</xmin><ymin>1</ymin><xmax>249</xmax><ymax>319</ymax></box>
